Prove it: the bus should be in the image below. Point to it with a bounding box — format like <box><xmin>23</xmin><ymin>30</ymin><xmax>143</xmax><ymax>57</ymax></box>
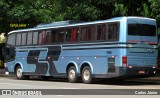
<box><xmin>4</xmin><ymin>16</ymin><xmax>158</xmax><ymax>83</ymax></box>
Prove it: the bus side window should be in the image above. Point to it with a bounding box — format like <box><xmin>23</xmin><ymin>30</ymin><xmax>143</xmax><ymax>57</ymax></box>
<box><xmin>71</xmin><ymin>28</ymin><xmax>78</xmax><ymax>42</ymax></box>
<box><xmin>27</xmin><ymin>32</ymin><xmax>33</xmax><ymax>45</ymax></box>
<box><xmin>80</xmin><ymin>27</ymin><xmax>87</xmax><ymax>41</ymax></box>
<box><xmin>48</xmin><ymin>31</ymin><xmax>52</xmax><ymax>44</ymax></box>
<box><xmin>105</xmin><ymin>25</ymin><xmax>109</xmax><ymax>40</ymax></box>
<box><xmin>108</xmin><ymin>24</ymin><xmax>114</xmax><ymax>40</ymax></box>
<box><xmin>102</xmin><ymin>25</ymin><xmax>107</xmax><ymax>40</ymax></box>
<box><xmin>65</xmin><ymin>29</ymin><xmax>72</xmax><ymax>42</ymax></box>
<box><xmin>87</xmin><ymin>27</ymin><xmax>92</xmax><ymax>41</ymax></box>
<box><xmin>108</xmin><ymin>23</ymin><xmax>118</xmax><ymax>40</ymax></box>
<box><xmin>91</xmin><ymin>26</ymin><xmax>96</xmax><ymax>41</ymax></box>
<box><xmin>7</xmin><ymin>34</ymin><xmax>15</xmax><ymax>46</ymax></box>
<box><xmin>45</xmin><ymin>30</ymin><xmax>52</xmax><ymax>44</ymax></box>
<box><xmin>80</xmin><ymin>26</ymin><xmax>95</xmax><ymax>42</ymax></box>
<box><xmin>16</xmin><ymin>33</ymin><xmax>21</xmax><ymax>46</ymax></box>
<box><xmin>33</xmin><ymin>31</ymin><xmax>38</xmax><ymax>45</ymax></box>
<box><xmin>65</xmin><ymin>28</ymin><xmax>79</xmax><ymax>43</ymax></box>
<box><xmin>97</xmin><ymin>25</ymin><xmax>106</xmax><ymax>40</ymax></box>
<box><xmin>21</xmin><ymin>33</ymin><xmax>27</xmax><ymax>45</ymax></box>
<box><xmin>97</xmin><ymin>26</ymin><xmax>101</xmax><ymax>40</ymax></box>
<box><xmin>39</xmin><ymin>31</ymin><xmax>46</xmax><ymax>44</ymax></box>
<box><xmin>51</xmin><ymin>30</ymin><xmax>57</xmax><ymax>43</ymax></box>
<box><xmin>57</xmin><ymin>30</ymin><xmax>65</xmax><ymax>43</ymax></box>
<box><xmin>114</xmin><ymin>24</ymin><xmax>119</xmax><ymax>40</ymax></box>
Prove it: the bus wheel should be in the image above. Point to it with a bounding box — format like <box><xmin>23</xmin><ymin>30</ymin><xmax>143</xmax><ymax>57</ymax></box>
<box><xmin>82</xmin><ymin>66</ymin><xmax>93</xmax><ymax>84</ymax></box>
<box><xmin>16</xmin><ymin>66</ymin><xmax>24</xmax><ymax>80</ymax></box>
<box><xmin>68</xmin><ymin>66</ymin><xmax>78</xmax><ymax>83</ymax></box>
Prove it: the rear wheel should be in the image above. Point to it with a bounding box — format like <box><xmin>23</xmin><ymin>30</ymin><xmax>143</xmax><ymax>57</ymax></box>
<box><xmin>82</xmin><ymin>66</ymin><xmax>93</xmax><ymax>84</ymax></box>
<box><xmin>68</xmin><ymin>66</ymin><xmax>78</xmax><ymax>83</ymax></box>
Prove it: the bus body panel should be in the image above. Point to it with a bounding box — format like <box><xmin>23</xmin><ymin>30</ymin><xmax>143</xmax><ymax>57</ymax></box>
<box><xmin>13</xmin><ymin>44</ymin><xmax>121</xmax><ymax>77</ymax></box>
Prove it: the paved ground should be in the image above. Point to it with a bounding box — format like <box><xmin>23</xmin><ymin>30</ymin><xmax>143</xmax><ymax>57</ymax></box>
<box><xmin>0</xmin><ymin>68</ymin><xmax>160</xmax><ymax>98</ymax></box>
<box><xmin>0</xmin><ymin>76</ymin><xmax>160</xmax><ymax>98</ymax></box>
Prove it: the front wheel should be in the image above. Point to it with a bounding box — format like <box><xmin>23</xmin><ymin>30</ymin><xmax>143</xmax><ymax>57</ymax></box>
<box><xmin>82</xmin><ymin>66</ymin><xmax>93</xmax><ymax>84</ymax></box>
<box><xmin>15</xmin><ymin>66</ymin><xmax>29</xmax><ymax>80</ymax></box>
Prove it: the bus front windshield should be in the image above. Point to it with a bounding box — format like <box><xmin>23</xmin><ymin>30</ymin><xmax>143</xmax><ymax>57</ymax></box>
<box><xmin>128</xmin><ymin>24</ymin><xmax>156</xmax><ymax>36</ymax></box>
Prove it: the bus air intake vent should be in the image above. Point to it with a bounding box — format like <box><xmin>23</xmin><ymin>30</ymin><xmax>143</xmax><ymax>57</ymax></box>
<box><xmin>108</xmin><ymin>57</ymin><xmax>116</xmax><ymax>73</ymax></box>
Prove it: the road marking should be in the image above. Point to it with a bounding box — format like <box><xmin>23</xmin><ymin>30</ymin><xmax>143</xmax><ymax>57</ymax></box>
<box><xmin>0</xmin><ymin>82</ymin><xmax>49</xmax><ymax>88</ymax></box>
<box><xmin>62</xmin><ymin>87</ymin><xmax>79</xmax><ymax>89</ymax></box>
<box><xmin>56</xmin><ymin>95</ymin><xmax>65</xmax><ymax>97</ymax></box>
<box><xmin>0</xmin><ymin>82</ymin><xmax>31</xmax><ymax>87</ymax></box>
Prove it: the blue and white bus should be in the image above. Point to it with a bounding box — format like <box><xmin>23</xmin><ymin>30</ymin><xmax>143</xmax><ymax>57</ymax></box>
<box><xmin>5</xmin><ymin>16</ymin><xmax>158</xmax><ymax>83</ymax></box>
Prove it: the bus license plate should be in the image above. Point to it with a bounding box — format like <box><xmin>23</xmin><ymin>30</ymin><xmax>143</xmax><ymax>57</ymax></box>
<box><xmin>138</xmin><ymin>70</ymin><xmax>145</xmax><ymax>74</ymax></box>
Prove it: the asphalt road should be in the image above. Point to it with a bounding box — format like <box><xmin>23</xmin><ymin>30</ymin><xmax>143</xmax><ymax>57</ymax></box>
<box><xmin>0</xmin><ymin>76</ymin><xmax>160</xmax><ymax>98</ymax></box>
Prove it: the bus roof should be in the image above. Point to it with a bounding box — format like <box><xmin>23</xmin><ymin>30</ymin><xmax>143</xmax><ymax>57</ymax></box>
<box><xmin>8</xmin><ymin>16</ymin><xmax>156</xmax><ymax>34</ymax></box>
<box><xmin>36</xmin><ymin>20</ymin><xmax>84</xmax><ymax>28</ymax></box>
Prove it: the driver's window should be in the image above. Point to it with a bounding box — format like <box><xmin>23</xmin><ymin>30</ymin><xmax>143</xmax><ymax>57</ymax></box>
<box><xmin>5</xmin><ymin>46</ymin><xmax>15</xmax><ymax>61</ymax></box>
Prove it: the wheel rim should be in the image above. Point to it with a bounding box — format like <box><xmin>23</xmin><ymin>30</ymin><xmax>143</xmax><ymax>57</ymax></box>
<box><xmin>83</xmin><ymin>70</ymin><xmax>90</xmax><ymax>81</ymax></box>
<box><xmin>17</xmin><ymin>68</ymin><xmax>22</xmax><ymax>78</ymax></box>
<box><xmin>69</xmin><ymin>69</ymin><xmax>76</xmax><ymax>80</ymax></box>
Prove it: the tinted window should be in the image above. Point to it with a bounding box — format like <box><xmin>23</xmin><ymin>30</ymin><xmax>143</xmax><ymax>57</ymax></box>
<box><xmin>128</xmin><ymin>24</ymin><xmax>156</xmax><ymax>36</ymax></box>
<box><xmin>97</xmin><ymin>25</ymin><xmax>106</xmax><ymax>40</ymax></box>
<box><xmin>65</xmin><ymin>28</ymin><xmax>79</xmax><ymax>42</ymax></box>
<box><xmin>80</xmin><ymin>26</ymin><xmax>96</xmax><ymax>41</ymax></box>
<box><xmin>27</xmin><ymin>32</ymin><xmax>33</xmax><ymax>45</ymax></box>
<box><xmin>107</xmin><ymin>23</ymin><xmax>119</xmax><ymax>40</ymax></box>
<box><xmin>39</xmin><ymin>31</ymin><xmax>46</xmax><ymax>44</ymax></box>
<box><xmin>57</xmin><ymin>30</ymin><xmax>65</xmax><ymax>43</ymax></box>
<box><xmin>51</xmin><ymin>30</ymin><xmax>57</xmax><ymax>43</ymax></box>
<box><xmin>7</xmin><ymin>34</ymin><xmax>15</xmax><ymax>45</ymax></box>
<box><xmin>16</xmin><ymin>33</ymin><xmax>21</xmax><ymax>45</ymax></box>
<box><xmin>80</xmin><ymin>27</ymin><xmax>87</xmax><ymax>41</ymax></box>
<box><xmin>96</xmin><ymin>23</ymin><xmax>119</xmax><ymax>41</ymax></box>
<box><xmin>21</xmin><ymin>33</ymin><xmax>27</xmax><ymax>45</ymax></box>
<box><xmin>46</xmin><ymin>30</ymin><xmax>52</xmax><ymax>44</ymax></box>
<box><xmin>33</xmin><ymin>32</ymin><xmax>38</xmax><ymax>44</ymax></box>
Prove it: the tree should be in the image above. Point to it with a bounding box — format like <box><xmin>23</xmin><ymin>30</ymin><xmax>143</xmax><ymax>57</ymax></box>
<box><xmin>0</xmin><ymin>0</ymin><xmax>159</xmax><ymax>34</ymax></box>
<box><xmin>113</xmin><ymin>3</ymin><xmax>127</xmax><ymax>16</ymax></box>
<box><xmin>0</xmin><ymin>0</ymin><xmax>57</xmax><ymax>33</ymax></box>
<box><xmin>149</xmin><ymin>0</ymin><xmax>160</xmax><ymax>34</ymax></box>
<box><xmin>0</xmin><ymin>33</ymin><xmax>6</xmax><ymax>43</ymax></box>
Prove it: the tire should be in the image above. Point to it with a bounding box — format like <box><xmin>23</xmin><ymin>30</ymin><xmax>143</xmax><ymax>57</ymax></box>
<box><xmin>82</xmin><ymin>66</ymin><xmax>93</xmax><ymax>84</ymax></box>
<box><xmin>15</xmin><ymin>66</ymin><xmax>24</xmax><ymax>80</ymax></box>
<box><xmin>67</xmin><ymin>66</ymin><xmax>78</xmax><ymax>83</ymax></box>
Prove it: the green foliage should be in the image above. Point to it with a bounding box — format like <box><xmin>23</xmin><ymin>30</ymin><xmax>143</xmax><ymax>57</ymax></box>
<box><xmin>113</xmin><ymin>3</ymin><xmax>127</xmax><ymax>16</ymax></box>
<box><xmin>0</xmin><ymin>33</ymin><xmax>6</xmax><ymax>43</ymax></box>
<box><xmin>0</xmin><ymin>0</ymin><xmax>160</xmax><ymax>34</ymax></box>
<box><xmin>149</xmin><ymin>0</ymin><xmax>160</xmax><ymax>34</ymax></box>
<box><xmin>141</xmin><ymin>3</ymin><xmax>149</xmax><ymax>17</ymax></box>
